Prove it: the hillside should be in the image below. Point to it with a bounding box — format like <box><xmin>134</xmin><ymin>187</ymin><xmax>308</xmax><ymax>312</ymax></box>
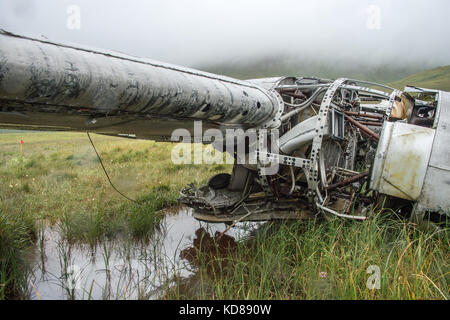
<box><xmin>388</xmin><ymin>65</ymin><xmax>450</xmax><ymax>91</ymax></box>
<box><xmin>197</xmin><ymin>56</ymin><xmax>432</xmax><ymax>84</ymax></box>
<box><xmin>198</xmin><ymin>57</ymin><xmax>449</xmax><ymax>91</ymax></box>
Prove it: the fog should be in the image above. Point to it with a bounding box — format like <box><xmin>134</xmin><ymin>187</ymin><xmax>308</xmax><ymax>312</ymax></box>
<box><xmin>0</xmin><ymin>0</ymin><xmax>449</xmax><ymax>68</ymax></box>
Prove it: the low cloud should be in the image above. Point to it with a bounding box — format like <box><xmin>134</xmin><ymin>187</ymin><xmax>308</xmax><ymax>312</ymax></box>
<box><xmin>1</xmin><ymin>0</ymin><xmax>449</xmax><ymax>68</ymax></box>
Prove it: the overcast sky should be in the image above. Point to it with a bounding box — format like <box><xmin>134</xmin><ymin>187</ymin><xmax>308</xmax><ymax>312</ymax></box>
<box><xmin>0</xmin><ymin>0</ymin><xmax>449</xmax><ymax>67</ymax></box>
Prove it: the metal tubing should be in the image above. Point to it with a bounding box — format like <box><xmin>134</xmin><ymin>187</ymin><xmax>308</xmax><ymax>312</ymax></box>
<box><xmin>345</xmin><ymin>111</ymin><xmax>384</xmax><ymax>120</ymax></box>
<box><xmin>344</xmin><ymin>114</ymin><xmax>380</xmax><ymax>141</ymax></box>
<box><xmin>326</xmin><ymin>171</ymin><xmax>369</xmax><ymax>191</ymax></box>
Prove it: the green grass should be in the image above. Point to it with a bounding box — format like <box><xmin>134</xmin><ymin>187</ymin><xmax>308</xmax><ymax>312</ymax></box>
<box><xmin>0</xmin><ymin>132</ymin><xmax>230</xmax><ymax>242</ymax></box>
<box><xmin>0</xmin><ymin>131</ymin><xmax>231</xmax><ymax>298</ymax></box>
<box><xmin>166</xmin><ymin>213</ymin><xmax>449</xmax><ymax>300</ymax></box>
<box><xmin>1</xmin><ymin>131</ymin><xmax>449</xmax><ymax>300</ymax></box>
<box><xmin>0</xmin><ymin>208</ymin><xmax>36</xmax><ymax>299</ymax></box>
<box><xmin>388</xmin><ymin>65</ymin><xmax>450</xmax><ymax>91</ymax></box>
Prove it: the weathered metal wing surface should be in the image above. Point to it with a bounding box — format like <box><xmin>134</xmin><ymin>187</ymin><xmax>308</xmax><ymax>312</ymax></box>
<box><xmin>0</xmin><ymin>29</ymin><xmax>282</xmax><ymax>139</ymax></box>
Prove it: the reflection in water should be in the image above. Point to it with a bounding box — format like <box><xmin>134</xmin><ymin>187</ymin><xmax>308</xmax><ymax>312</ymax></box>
<box><xmin>180</xmin><ymin>228</ymin><xmax>238</xmax><ymax>273</ymax></box>
<box><xmin>29</xmin><ymin>206</ymin><xmax>262</xmax><ymax>300</ymax></box>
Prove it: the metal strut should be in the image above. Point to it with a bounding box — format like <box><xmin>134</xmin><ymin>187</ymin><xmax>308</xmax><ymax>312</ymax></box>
<box><xmin>308</xmin><ymin>78</ymin><xmax>347</xmax><ymax>193</ymax></box>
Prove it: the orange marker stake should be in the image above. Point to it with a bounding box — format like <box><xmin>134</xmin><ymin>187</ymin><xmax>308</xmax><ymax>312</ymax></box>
<box><xmin>20</xmin><ymin>138</ymin><xmax>24</xmax><ymax>153</ymax></box>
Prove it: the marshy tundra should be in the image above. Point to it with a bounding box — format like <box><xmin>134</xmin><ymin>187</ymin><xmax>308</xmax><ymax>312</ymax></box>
<box><xmin>0</xmin><ymin>29</ymin><xmax>448</xmax><ymax>226</ymax></box>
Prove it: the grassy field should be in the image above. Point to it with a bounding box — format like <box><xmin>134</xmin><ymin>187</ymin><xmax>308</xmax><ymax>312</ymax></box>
<box><xmin>0</xmin><ymin>131</ymin><xmax>448</xmax><ymax>300</ymax></box>
<box><xmin>0</xmin><ymin>132</ymin><xmax>228</xmax><ymax>236</ymax></box>
<box><xmin>0</xmin><ymin>132</ymin><xmax>230</xmax><ymax>298</ymax></box>
<box><xmin>166</xmin><ymin>215</ymin><xmax>449</xmax><ymax>299</ymax></box>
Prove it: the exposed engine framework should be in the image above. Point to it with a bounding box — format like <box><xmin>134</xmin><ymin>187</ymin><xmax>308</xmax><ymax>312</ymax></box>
<box><xmin>181</xmin><ymin>77</ymin><xmax>448</xmax><ymax>224</ymax></box>
<box><xmin>0</xmin><ymin>30</ymin><xmax>448</xmax><ymax>225</ymax></box>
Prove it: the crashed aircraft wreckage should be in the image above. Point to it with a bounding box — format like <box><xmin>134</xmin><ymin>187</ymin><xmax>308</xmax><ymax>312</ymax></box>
<box><xmin>0</xmin><ymin>29</ymin><xmax>448</xmax><ymax>224</ymax></box>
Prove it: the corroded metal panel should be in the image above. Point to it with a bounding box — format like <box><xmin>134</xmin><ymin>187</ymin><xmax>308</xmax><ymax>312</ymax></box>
<box><xmin>416</xmin><ymin>91</ymin><xmax>450</xmax><ymax>215</ymax></box>
<box><xmin>371</xmin><ymin>122</ymin><xmax>435</xmax><ymax>201</ymax></box>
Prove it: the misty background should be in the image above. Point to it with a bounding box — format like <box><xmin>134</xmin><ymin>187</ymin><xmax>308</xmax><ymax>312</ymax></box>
<box><xmin>1</xmin><ymin>0</ymin><xmax>449</xmax><ymax>82</ymax></box>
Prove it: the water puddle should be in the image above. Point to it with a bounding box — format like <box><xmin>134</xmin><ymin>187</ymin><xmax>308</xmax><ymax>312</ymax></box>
<box><xmin>28</xmin><ymin>206</ymin><xmax>262</xmax><ymax>300</ymax></box>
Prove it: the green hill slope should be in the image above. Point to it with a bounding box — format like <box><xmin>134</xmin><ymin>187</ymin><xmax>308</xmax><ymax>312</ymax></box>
<box><xmin>199</xmin><ymin>57</ymin><xmax>449</xmax><ymax>91</ymax></box>
<box><xmin>197</xmin><ymin>56</ymin><xmax>426</xmax><ymax>84</ymax></box>
<box><xmin>388</xmin><ymin>65</ymin><xmax>450</xmax><ymax>91</ymax></box>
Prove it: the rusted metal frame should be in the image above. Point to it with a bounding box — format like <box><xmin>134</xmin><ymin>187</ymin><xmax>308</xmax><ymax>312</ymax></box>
<box><xmin>326</xmin><ymin>171</ymin><xmax>369</xmax><ymax>191</ymax></box>
<box><xmin>345</xmin><ymin>111</ymin><xmax>384</xmax><ymax>120</ymax></box>
<box><xmin>270</xmin><ymin>176</ymin><xmax>281</xmax><ymax>198</ymax></box>
<box><xmin>280</xmin><ymin>92</ymin><xmax>307</xmax><ymax>100</ymax></box>
<box><xmin>277</xmin><ymin>88</ymin><xmax>307</xmax><ymax>100</ymax></box>
<box><xmin>360</xmin><ymin>121</ymin><xmax>382</xmax><ymax>127</ymax></box>
<box><xmin>345</xmin><ymin>190</ymin><xmax>357</xmax><ymax>214</ymax></box>
<box><xmin>255</xmin><ymin>149</ymin><xmax>312</xmax><ymax>198</ymax></box>
<box><xmin>344</xmin><ymin>114</ymin><xmax>380</xmax><ymax>141</ymax></box>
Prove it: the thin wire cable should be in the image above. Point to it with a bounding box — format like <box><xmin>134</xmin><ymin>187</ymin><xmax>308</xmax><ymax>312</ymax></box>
<box><xmin>87</xmin><ymin>132</ymin><xmax>140</xmax><ymax>204</ymax></box>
